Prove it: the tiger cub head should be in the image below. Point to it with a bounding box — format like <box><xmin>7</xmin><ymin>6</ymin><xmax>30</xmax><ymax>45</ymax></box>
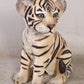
<box><xmin>16</xmin><ymin>0</ymin><xmax>66</xmax><ymax>34</ymax></box>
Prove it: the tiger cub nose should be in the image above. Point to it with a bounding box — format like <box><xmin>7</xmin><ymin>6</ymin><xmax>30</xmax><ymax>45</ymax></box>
<box><xmin>47</xmin><ymin>24</ymin><xmax>55</xmax><ymax>30</ymax></box>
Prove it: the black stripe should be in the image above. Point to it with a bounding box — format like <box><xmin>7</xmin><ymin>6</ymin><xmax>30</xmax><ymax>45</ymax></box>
<box><xmin>52</xmin><ymin>33</ymin><xmax>57</xmax><ymax>53</ymax></box>
<box><xmin>28</xmin><ymin>22</ymin><xmax>33</xmax><ymax>27</ymax></box>
<box><xmin>37</xmin><ymin>8</ymin><xmax>42</xmax><ymax>11</ymax></box>
<box><xmin>66</xmin><ymin>72</ymin><xmax>69</xmax><ymax>76</ymax></box>
<box><xmin>29</xmin><ymin>8</ymin><xmax>33</xmax><ymax>15</ymax></box>
<box><xmin>58</xmin><ymin>9</ymin><xmax>60</xmax><ymax>12</ymax></box>
<box><xmin>48</xmin><ymin>0</ymin><xmax>54</xmax><ymax>5</ymax></box>
<box><xmin>59</xmin><ymin>59</ymin><xmax>66</xmax><ymax>74</ymax></box>
<box><xmin>22</xmin><ymin>46</ymin><xmax>31</xmax><ymax>60</ymax></box>
<box><xmin>39</xmin><ymin>0</ymin><xmax>42</xmax><ymax>7</ymax></box>
<box><xmin>34</xmin><ymin>6</ymin><xmax>36</xmax><ymax>15</ymax></box>
<box><xmin>28</xmin><ymin>17</ymin><xmax>34</xmax><ymax>22</ymax></box>
<box><xmin>21</xmin><ymin>56</ymin><xmax>28</xmax><ymax>61</ymax></box>
<box><xmin>32</xmin><ymin>14</ymin><xmax>34</xmax><ymax>17</ymax></box>
<box><xmin>33</xmin><ymin>20</ymin><xmax>42</xmax><ymax>31</ymax></box>
<box><xmin>25</xmin><ymin>52</ymin><xmax>31</xmax><ymax>60</ymax></box>
<box><xmin>34</xmin><ymin>64</ymin><xmax>44</xmax><ymax>68</ymax></box>
<box><xmin>47</xmin><ymin>2</ymin><xmax>53</xmax><ymax>9</ymax></box>
<box><xmin>32</xmin><ymin>45</ymin><xmax>48</xmax><ymax>49</ymax></box>
<box><xmin>25</xmin><ymin>6</ymin><xmax>31</xmax><ymax>24</ymax></box>
<box><xmin>56</xmin><ymin>56</ymin><xmax>72</xmax><ymax>60</ymax></box>
<box><xmin>33</xmin><ymin>21</ymin><xmax>41</xmax><ymax>31</ymax></box>
<box><xmin>66</xmin><ymin>67</ymin><xmax>72</xmax><ymax>72</ymax></box>
<box><xmin>28</xmin><ymin>20</ymin><xmax>40</xmax><ymax>27</ymax></box>
<box><xmin>20</xmin><ymin>62</ymin><xmax>28</xmax><ymax>66</ymax></box>
<box><xmin>42</xmin><ymin>0</ymin><xmax>48</xmax><ymax>9</ymax></box>
<box><xmin>46</xmin><ymin>3</ymin><xmax>52</xmax><ymax>11</ymax></box>
<box><xmin>33</xmin><ymin>0</ymin><xmax>36</xmax><ymax>5</ymax></box>
<box><xmin>61</xmin><ymin>43</ymin><xmax>65</xmax><ymax>49</ymax></box>
<box><xmin>48</xmin><ymin>0</ymin><xmax>54</xmax><ymax>8</ymax></box>
<box><xmin>35</xmin><ymin>36</ymin><xmax>49</xmax><ymax>41</ymax></box>
<box><xmin>42</xmin><ymin>0</ymin><xmax>55</xmax><ymax>11</ymax></box>
<box><xmin>65</xmin><ymin>60</ymin><xmax>71</xmax><ymax>65</ymax></box>
<box><xmin>22</xmin><ymin>67</ymin><xmax>28</xmax><ymax>70</ymax></box>
<box><xmin>33</xmin><ymin>45</ymin><xmax>52</xmax><ymax>57</ymax></box>
<box><xmin>45</xmin><ymin>37</ymin><xmax>60</xmax><ymax>68</ymax></box>
<box><xmin>61</xmin><ymin>40</ymin><xmax>66</xmax><ymax>49</ymax></box>
<box><xmin>61</xmin><ymin>50</ymin><xmax>72</xmax><ymax>55</ymax></box>
<box><xmin>48</xmin><ymin>0</ymin><xmax>56</xmax><ymax>11</ymax></box>
<box><xmin>34</xmin><ymin>70</ymin><xmax>41</xmax><ymax>72</ymax></box>
<box><xmin>69</xmin><ymin>64</ymin><xmax>72</xmax><ymax>67</ymax></box>
<box><xmin>44</xmin><ymin>59</ymin><xmax>49</xmax><ymax>63</ymax></box>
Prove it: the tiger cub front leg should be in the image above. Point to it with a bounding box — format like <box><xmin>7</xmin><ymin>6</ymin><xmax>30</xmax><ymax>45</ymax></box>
<box><xmin>32</xmin><ymin>72</ymin><xmax>43</xmax><ymax>84</ymax></box>
<box><xmin>32</xmin><ymin>59</ymin><xmax>44</xmax><ymax>84</ymax></box>
<box><xmin>12</xmin><ymin>49</ymin><xmax>31</xmax><ymax>84</ymax></box>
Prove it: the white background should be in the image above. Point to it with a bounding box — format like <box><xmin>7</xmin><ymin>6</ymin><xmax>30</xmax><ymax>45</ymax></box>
<box><xmin>0</xmin><ymin>0</ymin><xmax>84</xmax><ymax>56</ymax></box>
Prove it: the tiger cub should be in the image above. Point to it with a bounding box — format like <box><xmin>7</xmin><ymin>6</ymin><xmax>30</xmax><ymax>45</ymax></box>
<box><xmin>12</xmin><ymin>0</ymin><xmax>72</xmax><ymax>84</ymax></box>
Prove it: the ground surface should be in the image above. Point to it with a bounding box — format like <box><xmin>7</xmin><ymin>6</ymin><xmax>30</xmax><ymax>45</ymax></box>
<box><xmin>0</xmin><ymin>53</ymin><xmax>84</xmax><ymax>84</ymax></box>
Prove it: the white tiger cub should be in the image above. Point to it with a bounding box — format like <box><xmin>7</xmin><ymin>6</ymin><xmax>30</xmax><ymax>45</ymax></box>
<box><xmin>12</xmin><ymin>0</ymin><xmax>72</xmax><ymax>84</ymax></box>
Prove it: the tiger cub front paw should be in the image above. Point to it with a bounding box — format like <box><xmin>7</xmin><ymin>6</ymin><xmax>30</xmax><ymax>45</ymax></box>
<box><xmin>12</xmin><ymin>72</ymin><xmax>28</xmax><ymax>84</ymax></box>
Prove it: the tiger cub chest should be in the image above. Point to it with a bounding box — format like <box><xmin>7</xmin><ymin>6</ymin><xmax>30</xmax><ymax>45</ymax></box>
<box><xmin>23</xmin><ymin>29</ymin><xmax>55</xmax><ymax>56</ymax></box>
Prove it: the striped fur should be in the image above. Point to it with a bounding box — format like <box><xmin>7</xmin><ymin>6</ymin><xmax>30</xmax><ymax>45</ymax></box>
<box><xmin>12</xmin><ymin>0</ymin><xmax>72</xmax><ymax>84</ymax></box>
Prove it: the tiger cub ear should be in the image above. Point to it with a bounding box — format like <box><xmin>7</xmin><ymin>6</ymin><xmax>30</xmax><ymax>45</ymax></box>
<box><xmin>54</xmin><ymin>0</ymin><xmax>67</xmax><ymax>14</ymax></box>
<box><xmin>16</xmin><ymin>0</ymin><xmax>29</xmax><ymax>16</ymax></box>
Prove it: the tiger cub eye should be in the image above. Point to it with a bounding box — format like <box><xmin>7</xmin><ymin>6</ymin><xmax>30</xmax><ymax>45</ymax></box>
<box><xmin>36</xmin><ymin>13</ymin><xmax>45</xmax><ymax>18</ymax></box>
<box><xmin>53</xmin><ymin>13</ymin><xmax>58</xmax><ymax>18</ymax></box>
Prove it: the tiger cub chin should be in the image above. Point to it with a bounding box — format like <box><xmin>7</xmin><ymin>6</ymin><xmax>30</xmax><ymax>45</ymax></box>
<box><xmin>12</xmin><ymin>0</ymin><xmax>72</xmax><ymax>84</ymax></box>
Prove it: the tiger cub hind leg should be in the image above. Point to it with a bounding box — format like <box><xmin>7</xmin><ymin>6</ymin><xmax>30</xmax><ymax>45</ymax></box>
<box><xmin>12</xmin><ymin>50</ymin><xmax>32</xmax><ymax>84</ymax></box>
<box><xmin>47</xmin><ymin>53</ymin><xmax>72</xmax><ymax>84</ymax></box>
<box><xmin>47</xmin><ymin>65</ymin><xmax>72</xmax><ymax>84</ymax></box>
